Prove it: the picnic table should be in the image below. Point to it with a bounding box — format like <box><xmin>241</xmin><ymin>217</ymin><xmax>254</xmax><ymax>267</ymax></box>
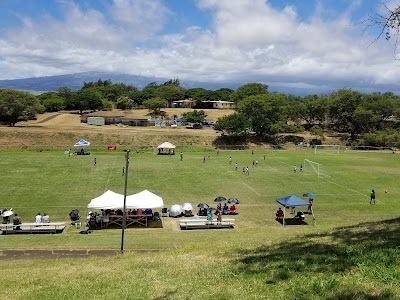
<box><xmin>179</xmin><ymin>218</ymin><xmax>235</xmax><ymax>230</ymax></box>
<box><xmin>0</xmin><ymin>222</ymin><xmax>66</xmax><ymax>235</ymax></box>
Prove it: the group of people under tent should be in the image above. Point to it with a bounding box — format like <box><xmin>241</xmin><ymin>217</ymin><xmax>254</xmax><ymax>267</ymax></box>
<box><xmin>84</xmin><ymin>208</ymin><xmax>159</xmax><ymax>230</ymax></box>
<box><xmin>275</xmin><ymin>197</ymin><xmax>314</xmax><ymax>222</ymax></box>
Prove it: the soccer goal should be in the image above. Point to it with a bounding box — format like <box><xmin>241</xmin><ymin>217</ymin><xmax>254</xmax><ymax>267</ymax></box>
<box><xmin>303</xmin><ymin>159</ymin><xmax>331</xmax><ymax>178</ymax></box>
<box><xmin>314</xmin><ymin>145</ymin><xmax>340</xmax><ymax>154</ymax></box>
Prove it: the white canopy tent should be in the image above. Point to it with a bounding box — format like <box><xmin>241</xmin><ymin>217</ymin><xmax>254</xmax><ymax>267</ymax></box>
<box><xmin>87</xmin><ymin>190</ymin><xmax>124</xmax><ymax>209</ymax></box>
<box><xmin>126</xmin><ymin>190</ymin><xmax>164</xmax><ymax>209</ymax></box>
<box><xmin>157</xmin><ymin>142</ymin><xmax>176</xmax><ymax>155</ymax></box>
<box><xmin>87</xmin><ymin>190</ymin><xmax>164</xmax><ymax>210</ymax></box>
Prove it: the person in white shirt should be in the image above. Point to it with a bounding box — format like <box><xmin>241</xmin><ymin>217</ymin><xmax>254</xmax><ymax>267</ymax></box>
<box><xmin>35</xmin><ymin>213</ymin><xmax>42</xmax><ymax>224</ymax></box>
<box><xmin>42</xmin><ymin>213</ymin><xmax>50</xmax><ymax>223</ymax></box>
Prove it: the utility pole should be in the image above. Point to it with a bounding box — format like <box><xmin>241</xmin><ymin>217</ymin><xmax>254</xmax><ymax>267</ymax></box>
<box><xmin>121</xmin><ymin>150</ymin><xmax>129</xmax><ymax>253</ymax></box>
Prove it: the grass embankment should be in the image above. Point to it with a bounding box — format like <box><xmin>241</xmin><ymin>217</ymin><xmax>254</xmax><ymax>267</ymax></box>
<box><xmin>0</xmin><ymin>149</ymin><xmax>399</xmax><ymax>299</ymax></box>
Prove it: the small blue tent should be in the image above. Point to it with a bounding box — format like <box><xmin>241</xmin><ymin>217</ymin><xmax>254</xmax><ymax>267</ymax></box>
<box><xmin>74</xmin><ymin>139</ymin><xmax>91</xmax><ymax>147</ymax></box>
<box><xmin>276</xmin><ymin>195</ymin><xmax>310</xmax><ymax>226</ymax></box>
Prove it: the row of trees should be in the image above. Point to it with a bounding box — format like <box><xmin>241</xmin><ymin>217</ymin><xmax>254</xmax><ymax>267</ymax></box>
<box><xmin>1</xmin><ymin>79</ymin><xmax>400</xmax><ymax>147</ymax></box>
<box><xmin>214</xmin><ymin>89</ymin><xmax>400</xmax><ymax>147</ymax></box>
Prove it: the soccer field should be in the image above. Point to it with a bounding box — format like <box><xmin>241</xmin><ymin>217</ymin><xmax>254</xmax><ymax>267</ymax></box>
<box><xmin>1</xmin><ymin>149</ymin><xmax>399</xmax><ymax>246</ymax></box>
<box><xmin>1</xmin><ymin>148</ymin><xmax>400</xmax><ymax>299</ymax></box>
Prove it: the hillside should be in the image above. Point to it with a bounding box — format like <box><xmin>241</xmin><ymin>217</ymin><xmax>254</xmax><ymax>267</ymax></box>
<box><xmin>0</xmin><ymin>109</ymin><xmax>235</xmax><ymax>148</ymax></box>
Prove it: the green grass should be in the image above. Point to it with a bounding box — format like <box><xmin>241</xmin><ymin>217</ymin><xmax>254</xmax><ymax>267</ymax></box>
<box><xmin>1</xmin><ymin>149</ymin><xmax>400</xmax><ymax>299</ymax></box>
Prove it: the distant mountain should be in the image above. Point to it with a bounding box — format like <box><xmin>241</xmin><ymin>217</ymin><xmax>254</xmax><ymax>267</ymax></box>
<box><xmin>0</xmin><ymin>71</ymin><xmax>328</xmax><ymax>96</ymax></box>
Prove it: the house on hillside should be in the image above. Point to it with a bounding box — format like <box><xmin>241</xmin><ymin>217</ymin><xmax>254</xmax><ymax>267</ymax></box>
<box><xmin>194</xmin><ymin>100</ymin><xmax>236</xmax><ymax>109</ymax></box>
<box><xmin>120</xmin><ymin>116</ymin><xmax>153</xmax><ymax>126</ymax></box>
<box><xmin>171</xmin><ymin>99</ymin><xmax>194</xmax><ymax>108</ymax></box>
<box><xmin>80</xmin><ymin>111</ymin><xmax>124</xmax><ymax>124</ymax></box>
<box><xmin>80</xmin><ymin>111</ymin><xmax>154</xmax><ymax>126</ymax></box>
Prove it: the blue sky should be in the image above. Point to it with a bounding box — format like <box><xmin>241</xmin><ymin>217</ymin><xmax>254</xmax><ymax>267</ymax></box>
<box><xmin>0</xmin><ymin>0</ymin><xmax>399</xmax><ymax>93</ymax></box>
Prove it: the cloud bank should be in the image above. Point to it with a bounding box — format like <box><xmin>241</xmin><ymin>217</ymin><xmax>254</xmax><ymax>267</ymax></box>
<box><xmin>0</xmin><ymin>0</ymin><xmax>398</xmax><ymax>93</ymax></box>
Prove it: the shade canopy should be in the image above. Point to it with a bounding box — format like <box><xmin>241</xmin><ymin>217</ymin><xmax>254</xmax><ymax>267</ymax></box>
<box><xmin>87</xmin><ymin>190</ymin><xmax>124</xmax><ymax>209</ymax></box>
<box><xmin>157</xmin><ymin>142</ymin><xmax>176</xmax><ymax>149</ymax></box>
<box><xmin>276</xmin><ymin>195</ymin><xmax>309</xmax><ymax>208</ymax></box>
<box><xmin>87</xmin><ymin>190</ymin><xmax>164</xmax><ymax>209</ymax></box>
<box><xmin>126</xmin><ymin>190</ymin><xmax>164</xmax><ymax>209</ymax></box>
<box><xmin>74</xmin><ymin>139</ymin><xmax>91</xmax><ymax>147</ymax></box>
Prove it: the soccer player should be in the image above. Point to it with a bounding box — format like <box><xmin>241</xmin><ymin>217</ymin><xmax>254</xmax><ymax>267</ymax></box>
<box><xmin>293</xmin><ymin>165</ymin><xmax>297</xmax><ymax>172</ymax></box>
<box><xmin>370</xmin><ymin>190</ymin><xmax>376</xmax><ymax>204</ymax></box>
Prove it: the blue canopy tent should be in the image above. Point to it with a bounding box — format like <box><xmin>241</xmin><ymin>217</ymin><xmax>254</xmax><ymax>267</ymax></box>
<box><xmin>74</xmin><ymin>139</ymin><xmax>90</xmax><ymax>147</ymax></box>
<box><xmin>276</xmin><ymin>194</ymin><xmax>311</xmax><ymax>226</ymax></box>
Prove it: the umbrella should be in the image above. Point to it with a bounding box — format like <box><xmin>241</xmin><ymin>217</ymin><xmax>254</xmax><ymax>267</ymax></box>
<box><xmin>169</xmin><ymin>204</ymin><xmax>182</xmax><ymax>217</ymax></box>
<box><xmin>2</xmin><ymin>210</ymin><xmax>13</xmax><ymax>217</ymax></box>
<box><xmin>303</xmin><ymin>192</ymin><xmax>315</xmax><ymax>198</ymax></box>
<box><xmin>182</xmin><ymin>202</ymin><xmax>194</xmax><ymax>211</ymax></box>
<box><xmin>228</xmin><ymin>198</ymin><xmax>240</xmax><ymax>205</ymax></box>
<box><xmin>197</xmin><ymin>203</ymin><xmax>209</xmax><ymax>209</ymax></box>
<box><xmin>214</xmin><ymin>196</ymin><xmax>227</xmax><ymax>202</ymax></box>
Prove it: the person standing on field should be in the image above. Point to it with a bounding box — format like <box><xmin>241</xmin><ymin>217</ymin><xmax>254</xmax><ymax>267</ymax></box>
<box><xmin>370</xmin><ymin>189</ymin><xmax>376</xmax><ymax>204</ymax></box>
<box><xmin>180</xmin><ymin>152</ymin><xmax>183</xmax><ymax>161</ymax></box>
<box><xmin>94</xmin><ymin>157</ymin><xmax>97</xmax><ymax>166</ymax></box>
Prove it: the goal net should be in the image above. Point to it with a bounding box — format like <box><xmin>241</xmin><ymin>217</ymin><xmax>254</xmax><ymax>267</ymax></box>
<box><xmin>303</xmin><ymin>159</ymin><xmax>331</xmax><ymax>178</ymax></box>
<box><xmin>314</xmin><ymin>145</ymin><xmax>340</xmax><ymax>154</ymax></box>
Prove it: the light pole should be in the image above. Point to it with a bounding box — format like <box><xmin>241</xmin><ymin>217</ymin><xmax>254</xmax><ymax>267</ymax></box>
<box><xmin>121</xmin><ymin>150</ymin><xmax>129</xmax><ymax>253</ymax></box>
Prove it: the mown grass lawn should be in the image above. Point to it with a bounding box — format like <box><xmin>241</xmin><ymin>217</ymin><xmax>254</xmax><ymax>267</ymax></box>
<box><xmin>0</xmin><ymin>148</ymin><xmax>399</xmax><ymax>300</ymax></box>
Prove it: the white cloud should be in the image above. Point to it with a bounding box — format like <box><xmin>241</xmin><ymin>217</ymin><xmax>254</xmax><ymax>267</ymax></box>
<box><xmin>0</xmin><ymin>0</ymin><xmax>399</xmax><ymax>93</ymax></box>
<box><xmin>110</xmin><ymin>0</ymin><xmax>172</xmax><ymax>39</ymax></box>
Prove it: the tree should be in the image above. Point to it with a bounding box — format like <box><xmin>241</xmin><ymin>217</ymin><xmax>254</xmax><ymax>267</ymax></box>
<box><xmin>213</xmin><ymin>88</ymin><xmax>234</xmax><ymax>101</ymax></box>
<box><xmin>37</xmin><ymin>92</ymin><xmax>65</xmax><ymax>112</ymax></box>
<box><xmin>214</xmin><ymin>113</ymin><xmax>251</xmax><ymax>136</ymax></box>
<box><xmin>238</xmin><ymin>94</ymin><xmax>287</xmax><ymax>138</ymax></box>
<box><xmin>70</xmin><ymin>89</ymin><xmax>103</xmax><ymax>114</ymax></box>
<box><xmin>186</xmin><ymin>88</ymin><xmax>214</xmax><ymax>101</ymax></box>
<box><xmin>230</xmin><ymin>83</ymin><xmax>268</xmax><ymax>102</ymax></box>
<box><xmin>182</xmin><ymin>110</ymin><xmax>207</xmax><ymax>123</ymax></box>
<box><xmin>116</xmin><ymin>96</ymin><xmax>134</xmax><ymax>110</ymax></box>
<box><xmin>0</xmin><ymin>89</ymin><xmax>44</xmax><ymax>126</ymax></box>
<box><xmin>57</xmin><ymin>86</ymin><xmax>72</xmax><ymax>101</ymax></box>
<box><xmin>143</xmin><ymin>97</ymin><xmax>167</xmax><ymax>116</ymax></box>
<box><xmin>129</xmin><ymin>89</ymin><xmax>156</xmax><ymax>106</ymax></box>
<box><xmin>304</xmin><ymin>95</ymin><xmax>329</xmax><ymax>127</ymax></box>
<box><xmin>329</xmin><ymin>89</ymin><xmax>380</xmax><ymax>141</ymax></box>
<box><xmin>156</xmin><ymin>85</ymin><xmax>185</xmax><ymax>105</ymax></box>
<box><xmin>364</xmin><ymin>3</ymin><xmax>400</xmax><ymax>56</ymax></box>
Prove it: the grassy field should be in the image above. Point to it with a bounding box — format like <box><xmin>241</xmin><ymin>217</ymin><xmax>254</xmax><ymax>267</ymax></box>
<box><xmin>1</xmin><ymin>148</ymin><xmax>400</xmax><ymax>299</ymax></box>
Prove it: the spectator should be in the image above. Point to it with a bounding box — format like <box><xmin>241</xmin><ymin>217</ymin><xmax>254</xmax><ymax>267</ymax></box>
<box><xmin>12</xmin><ymin>213</ymin><xmax>22</xmax><ymax>230</ymax></box>
<box><xmin>222</xmin><ymin>203</ymin><xmax>229</xmax><ymax>214</ymax></box>
<box><xmin>276</xmin><ymin>208</ymin><xmax>284</xmax><ymax>220</ymax></box>
<box><xmin>35</xmin><ymin>213</ymin><xmax>42</xmax><ymax>224</ymax></box>
<box><xmin>42</xmin><ymin>213</ymin><xmax>50</xmax><ymax>223</ymax></box>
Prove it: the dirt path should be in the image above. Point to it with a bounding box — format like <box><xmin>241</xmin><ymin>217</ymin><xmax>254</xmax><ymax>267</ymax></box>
<box><xmin>0</xmin><ymin>249</ymin><xmax>164</xmax><ymax>260</ymax></box>
<box><xmin>35</xmin><ymin>113</ymin><xmax>62</xmax><ymax>124</ymax></box>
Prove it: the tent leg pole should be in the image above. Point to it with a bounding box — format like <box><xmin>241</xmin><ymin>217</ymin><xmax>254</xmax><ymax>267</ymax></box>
<box><xmin>283</xmin><ymin>207</ymin><xmax>286</xmax><ymax>227</ymax></box>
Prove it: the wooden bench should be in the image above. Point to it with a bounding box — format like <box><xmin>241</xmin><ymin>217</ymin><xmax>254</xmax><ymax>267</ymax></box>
<box><xmin>0</xmin><ymin>222</ymin><xmax>66</xmax><ymax>235</ymax></box>
<box><xmin>179</xmin><ymin>218</ymin><xmax>235</xmax><ymax>230</ymax></box>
